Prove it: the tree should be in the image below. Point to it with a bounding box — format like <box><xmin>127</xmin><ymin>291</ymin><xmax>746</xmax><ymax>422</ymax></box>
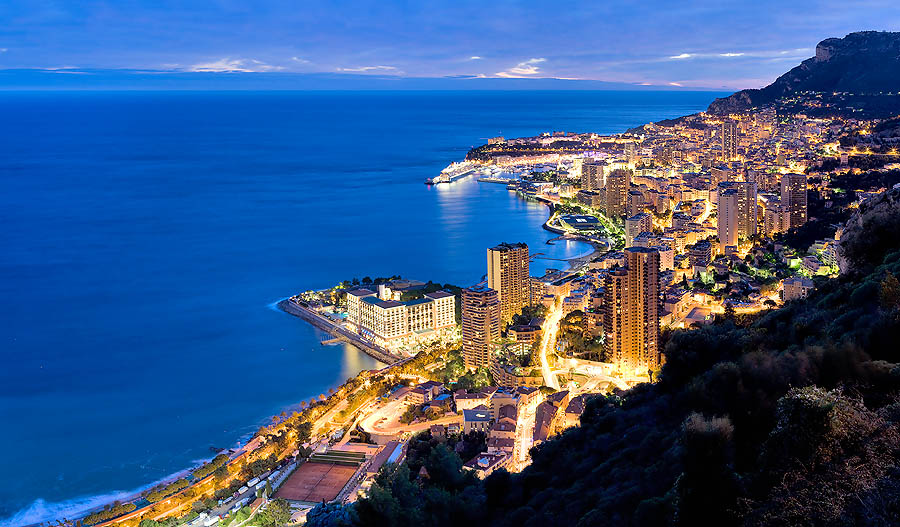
<box><xmin>723</xmin><ymin>301</ymin><xmax>735</xmax><ymax>322</ymax></box>
<box><xmin>879</xmin><ymin>271</ymin><xmax>900</xmax><ymax>312</ymax></box>
<box><xmin>294</xmin><ymin>421</ymin><xmax>313</xmax><ymax>445</ymax></box>
<box><xmin>257</xmin><ymin>498</ymin><xmax>291</xmax><ymax>527</ymax></box>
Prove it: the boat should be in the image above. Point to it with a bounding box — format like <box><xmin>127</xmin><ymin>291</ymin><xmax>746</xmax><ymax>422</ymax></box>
<box><xmin>424</xmin><ymin>161</ymin><xmax>479</xmax><ymax>185</ymax></box>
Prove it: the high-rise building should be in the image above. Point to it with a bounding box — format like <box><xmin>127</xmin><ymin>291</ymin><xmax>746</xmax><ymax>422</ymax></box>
<box><xmin>625</xmin><ymin>212</ymin><xmax>652</xmax><ymax>248</ymax></box>
<box><xmin>626</xmin><ymin>190</ymin><xmax>645</xmax><ymax>217</ymax></box>
<box><xmin>461</xmin><ymin>285</ymin><xmax>501</xmax><ymax>369</ymax></box>
<box><xmin>717</xmin><ymin>181</ymin><xmax>757</xmax><ymax>248</ymax></box>
<box><xmin>571</xmin><ymin>158</ymin><xmax>584</xmax><ymax>181</ymax></box>
<box><xmin>603</xmin><ymin>247</ymin><xmax>661</xmax><ymax>374</ymax></box>
<box><xmin>722</xmin><ymin>120</ymin><xmax>738</xmax><ymax>161</ymax></box>
<box><xmin>624</xmin><ymin>141</ymin><xmax>637</xmax><ymax>163</ymax></box>
<box><xmin>735</xmin><ymin>181</ymin><xmax>758</xmax><ymax>239</ymax></box>
<box><xmin>762</xmin><ymin>197</ymin><xmax>786</xmax><ymax>237</ymax></box>
<box><xmin>580</xmin><ymin>160</ymin><xmax>607</xmax><ymax>191</ymax></box>
<box><xmin>604</xmin><ymin>168</ymin><xmax>630</xmax><ymax>219</ymax></box>
<box><xmin>781</xmin><ymin>173</ymin><xmax>808</xmax><ymax>229</ymax></box>
<box><xmin>717</xmin><ymin>188</ymin><xmax>739</xmax><ymax>248</ymax></box>
<box><xmin>487</xmin><ymin>242</ymin><xmax>530</xmax><ymax>324</ymax></box>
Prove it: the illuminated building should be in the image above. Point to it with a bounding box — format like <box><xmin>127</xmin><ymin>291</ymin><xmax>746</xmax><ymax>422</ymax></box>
<box><xmin>625</xmin><ymin>212</ymin><xmax>652</xmax><ymax>248</ymax></box>
<box><xmin>717</xmin><ymin>188</ymin><xmax>739</xmax><ymax>248</ymax></box>
<box><xmin>461</xmin><ymin>285</ymin><xmax>501</xmax><ymax>369</ymax></box>
<box><xmin>346</xmin><ymin>289</ymin><xmax>456</xmax><ymax>350</ymax></box>
<box><xmin>603</xmin><ymin>247</ymin><xmax>661</xmax><ymax>374</ymax></box>
<box><xmin>722</xmin><ymin>120</ymin><xmax>738</xmax><ymax>161</ymax></box>
<box><xmin>604</xmin><ymin>168</ymin><xmax>630</xmax><ymax>219</ymax></box>
<box><xmin>718</xmin><ymin>181</ymin><xmax>757</xmax><ymax>248</ymax></box>
<box><xmin>580</xmin><ymin>159</ymin><xmax>607</xmax><ymax>191</ymax></box>
<box><xmin>781</xmin><ymin>173</ymin><xmax>808</xmax><ymax>229</ymax></box>
<box><xmin>487</xmin><ymin>242</ymin><xmax>530</xmax><ymax>324</ymax></box>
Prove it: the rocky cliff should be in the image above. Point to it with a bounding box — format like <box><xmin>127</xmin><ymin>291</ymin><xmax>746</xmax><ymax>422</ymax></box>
<box><xmin>708</xmin><ymin>31</ymin><xmax>900</xmax><ymax>114</ymax></box>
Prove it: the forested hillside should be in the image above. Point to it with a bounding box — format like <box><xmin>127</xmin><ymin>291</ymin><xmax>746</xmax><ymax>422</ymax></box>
<box><xmin>307</xmin><ymin>188</ymin><xmax>900</xmax><ymax>527</ymax></box>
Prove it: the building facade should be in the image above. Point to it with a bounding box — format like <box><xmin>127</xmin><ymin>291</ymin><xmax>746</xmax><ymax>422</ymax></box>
<box><xmin>346</xmin><ymin>289</ymin><xmax>456</xmax><ymax>350</ymax></box>
<box><xmin>722</xmin><ymin>120</ymin><xmax>738</xmax><ymax>161</ymax></box>
<box><xmin>625</xmin><ymin>212</ymin><xmax>652</xmax><ymax>248</ymax></box>
<box><xmin>604</xmin><ymin>168</ymin><xmax>631</xmax><ymax>219</ymax></box>
<box><xmin>781</xmin><ymin>173</ymin><xmax>808</xmax><ymax>229</ymax></box>
<box><xmin>580</xmin><ymin>159</ymin><xmax>607</xmax><ymax>191</ymax></box>
<box><xmin>461</xmin><ymin>285</ymin><xmax>501</xmax><ymax>369</ymax></box>
<box><xmin>487</xmin><ymin>242</ymin><xmax>530</xmax><ymax>324</ymax></box>
<box><xmin>603</xmin><ymin>248</ymin><xmax>661</xmax><ymax>374</ymax></box>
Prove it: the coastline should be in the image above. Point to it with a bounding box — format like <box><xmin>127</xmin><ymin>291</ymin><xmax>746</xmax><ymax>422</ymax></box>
<box><xmin>2</xmin><ymin>90</ymin><xmax>722</xmax><ymax>527</ymax></box>
<box><xmin>276</xmin><ymin>298</ymin><xmax>401</xmax><ymax>364</ymax></box>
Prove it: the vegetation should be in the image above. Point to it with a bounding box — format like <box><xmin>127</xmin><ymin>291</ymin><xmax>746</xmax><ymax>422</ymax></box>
<box><xmin>191</xmin><ymin>453</ymin><xmax>229</xmax><ymax>480</ymax></box>
<box><xmin>399</xmin><ymin>399</ymin><xmax>452</xmax><ymax>424</ymax></box>
<box><xmin>145</xmin><ymin>478</ymin><xmax>189</xmax><ymax>503</ymax></box>
<box><xmin>558</xmin><ymin>310</ymin><xmax>605</xmax><ymax>361</ymax></box>
<box><xmin>83</xmin><ymin>503</ymin><xmax>137</xmax><ymax>526</ymax></box>
<box><xmin>255</xmin><ymin>498</ymin><xmax>291</xmax><ymax>527</ymax></box>
<box><xmin>222</xmin><ymin>506</ymin><xmax>251</xmax><ymax>526</ymax></box>
<box><xmin>305</xmin><ymin>189</ymin><xmax>900</xmax><ymax>526</ymax></box>
<box><xmin>454</xmin><ymin>367</ymin><xmax>493</xmax><ymax>392</ymax></box>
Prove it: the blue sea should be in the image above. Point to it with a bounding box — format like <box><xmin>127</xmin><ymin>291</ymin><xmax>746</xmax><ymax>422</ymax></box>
<box><xmin>0</xmin><ymin>90</ymin><xmax>722</xmax><ymax>526</ymax></box>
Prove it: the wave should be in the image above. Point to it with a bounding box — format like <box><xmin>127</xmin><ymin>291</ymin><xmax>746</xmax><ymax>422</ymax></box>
<box><xmin>266</xmin><ymin>297</ymin><xmax>291</xmax><ymax>312</ymax></box>
<box><xmin>0</xmin><ymin>469</ymin><xmax>190</xmax><ymax>527</ymax></box>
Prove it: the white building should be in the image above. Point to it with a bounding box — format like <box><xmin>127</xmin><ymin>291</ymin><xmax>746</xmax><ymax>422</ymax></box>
<box><xmin>346</xmin><ymin>289</ymin><xmax>456</xmax><ymax>350</ymax></box>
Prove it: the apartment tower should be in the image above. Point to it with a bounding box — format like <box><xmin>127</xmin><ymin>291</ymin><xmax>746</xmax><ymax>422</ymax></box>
<box><xmin>461</xmin><ymin>285</ymin><xmax>501</xmax><ymax>369</ymax></box>
<box><xmin>722</xmin><ymin>120</ymin><xmax>738</xmax><ymax>161</ymax></box>
<box><xmin>487</xmin><ymin>242</ymin><xmax>530</xmax><ymax>324</ymax></box>
<box><xmin>604</xmin><ymin>168</ymin><xmax>631</xmax><ymax>219</ymax></box>
<box><xmin>781</xmin><ymin>173</ymin><xmax>808</xmax><ymax>229</ymax></box>
<box><xmin>580</xmin><ymin>160</ymin><xmax>607</xmax><ymax>191</ymax></box>
<box><xmin>603</xmin><ymin>247</ymin><xmax>661</xmax><ymax>374</ymax></box>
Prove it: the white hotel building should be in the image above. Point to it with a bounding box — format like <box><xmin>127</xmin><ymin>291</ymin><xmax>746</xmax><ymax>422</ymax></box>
<box><xmin>346</xmin><ymin>288</ymin><xmax>456</xmax><ymax>350</ymax></box>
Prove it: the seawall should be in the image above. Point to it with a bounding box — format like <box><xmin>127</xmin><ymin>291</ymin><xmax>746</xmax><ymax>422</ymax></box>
<box><xmin>277</xmin><ymin>299</ymin><xmax>401</xmax><ymax>365</ymax></box>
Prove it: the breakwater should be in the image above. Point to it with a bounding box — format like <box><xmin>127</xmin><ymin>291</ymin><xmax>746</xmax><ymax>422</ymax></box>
<box><xmin>278</xmin><ymin>299</ymin><xmax>401</xmax><ymax>364</ymax></box>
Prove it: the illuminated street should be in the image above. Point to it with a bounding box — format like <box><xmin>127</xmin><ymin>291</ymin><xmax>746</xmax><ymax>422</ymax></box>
<box><xmin>538</xmin><ymin>299</ymin><xmax>563</xmax><ymax>390</ymax></box>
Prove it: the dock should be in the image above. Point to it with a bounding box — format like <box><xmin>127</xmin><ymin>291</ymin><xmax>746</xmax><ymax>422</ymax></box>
<box><xmin>477</xmin><ymin>176</ymin><xmax>516</xmax><ymax>184</ymax></box>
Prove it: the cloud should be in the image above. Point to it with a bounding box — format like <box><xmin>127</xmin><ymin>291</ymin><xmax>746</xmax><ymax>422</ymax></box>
<box><xmin>666</xmin><ymin>48</ymin><xmax>812</xmax><ymax>61</ymax></box>
<box><xmin>291</xmin><ymin>57</ymin><xmax>311</xmax><ymax>64</ymax></box>
<box><xmin>0</xmin><ymin>48</ymin><xmax>7</xmax><ymax>53</ymax></box>
<box><xmin>496</xmin><ymin>57</ymin><xmax>546</xmax><ymax>78</ymax></box>
<box><xmin>668</xmin><ymin>82</ymin><xmax>683</xmax><ymax>87</ymax></box>
<box><xmin>336</xmin><ymin>65</ymin><xmax>399</xmax><ymax>73</ymax></box>
<box><xmin>469</xmin><ymin>56</ymin><xmax>482</xmax><ymax>60</ymax></box>
<box><xmin>188</xmin><ymin>58</ymin><xmax>283</xmax><ymax>72</ymax></box>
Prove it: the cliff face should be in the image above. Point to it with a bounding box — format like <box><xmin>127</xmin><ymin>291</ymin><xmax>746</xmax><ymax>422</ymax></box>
<box><xmin>708</xmin><ymin>31</ymin><xmax>900</xmax><ymax>114</ymax></box>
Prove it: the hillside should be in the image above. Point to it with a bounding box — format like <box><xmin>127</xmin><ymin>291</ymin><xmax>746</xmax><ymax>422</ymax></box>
<box><xmin>708</xmin><ymin>31</ymin><xmax>900</xmax><ymax>116</ymax></box>
<box><xmin>306</xmin><ymin>188</ymin><xmax>900</xmax><ymax>527</ymax></box>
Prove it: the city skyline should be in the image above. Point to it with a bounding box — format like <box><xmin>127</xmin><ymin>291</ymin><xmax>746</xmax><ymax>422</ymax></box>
<box><xmin>1</xmin><ymin>1</ymin><xmax>899</xmax><ymax>90</ymax></box>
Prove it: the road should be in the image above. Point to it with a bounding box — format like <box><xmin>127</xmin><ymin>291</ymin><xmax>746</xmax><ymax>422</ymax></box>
<box><xmin>359</xmin><ymin>398</ymin><xmax>461</xmax><ymax>437</ymax></box>
<box><xmin>538</xmin><ymin>299</ymin><xmax>563</xmax><ymax>389</ymax></box>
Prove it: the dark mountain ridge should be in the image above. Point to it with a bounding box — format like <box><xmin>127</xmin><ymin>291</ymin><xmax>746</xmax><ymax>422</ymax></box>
<box><xmin>708</xmin><ymin>31</ymin><xmax>900</xmax><ymax>115</ymax></box>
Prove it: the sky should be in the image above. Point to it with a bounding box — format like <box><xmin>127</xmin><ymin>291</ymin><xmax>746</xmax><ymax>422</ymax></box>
<box><xmin>1</xmin><ymin>0</ymin><xmax>899</xmax><ymax>90</ymax></box>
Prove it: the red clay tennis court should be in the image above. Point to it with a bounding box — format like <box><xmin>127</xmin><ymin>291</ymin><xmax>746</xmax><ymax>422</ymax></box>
<box><xmin>274</xmin><ymin>462</ymin><xmax>358</xmax><ymax>503</ymax></box>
